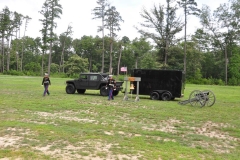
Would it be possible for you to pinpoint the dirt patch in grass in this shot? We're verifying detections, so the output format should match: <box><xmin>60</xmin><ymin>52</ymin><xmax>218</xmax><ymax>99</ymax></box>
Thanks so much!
<box><xmin>194</xmin><ymin>121</ymin><xmax>236</xmax><ymax>140</ymax></box>
<box><xmin>23</xmin><ymin>111</ymin><xmax>97</xmax><ymax>124</ymax></box>
<box><xmin>4</xmin><ymin>111</ymin><xmax>142</xmax><ymax>159</ymax></box>
<box><xmin>190</xmin><ymin>121</ymin><xmax>238</xmax><ymax>153</ymax></box>
<box><xmin>0</xmin><ymin>131</ymin><xmax>142</xmax><ymax>160</ymax></box>
<box><xmin>143</xmin><ymin>118</ymin><xmax>181</xmax><ymax>133</ymax></box>
<box><xmin>33</xmin><ymin>140</ymin><xmax>142</xmax><ymax>160</ymax></box>
<box><xmin>1</xmin><ymin>110</ymin><xmax>239</xmax><ymax>159</ymax></box>
<box><xmin>142</xmin><ymin>118</ymin><xmax>239</xmax><ymax>153</ymax></box>
<box><xmin>0</xmin><ymin>135</ymin><xmax>22</xmax><ymax>148</ymax></box>
<box><xmin>29</xmin><ymin>111</ymin><xmax>240</xmax><ymax>154</ymax></box>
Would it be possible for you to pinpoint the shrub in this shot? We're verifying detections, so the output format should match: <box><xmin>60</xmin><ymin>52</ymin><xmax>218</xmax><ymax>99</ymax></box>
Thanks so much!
<box><xmin>187</xmin><ymin>78</ymin><xmax>225</xmax><ymax>85</ymax></box>
<box><xmin>51</xmin><ymin>63</ymin><xmax>60</xmax><ymax>73</ymax></box>
<box><xmin>24</xmin><ymin>62</ymin><xmax>41</xmax><ymax>72</ymax></box>
<box><xmin>214</xmin><ymin>79</ymin><xmax>224</xmax><ymax>85</ymax></box>
<box><xmin>228</xmin><ymin>77</ymin><xmax>239</xmax><ymax>86</ymax></box>
<box><xmin>3</xmin><ymin>70</ymin><xmax>25</xmax><ymax>76</ymax></box>
<box><xmin>201</xmin><ymin>78</ymin><xmax>210</xmax><ymax>85</ymax></box>
<box><xmin>115</xmin><ymin>74</ymin><xmax>127</xmax><ymax>81</ymax></box>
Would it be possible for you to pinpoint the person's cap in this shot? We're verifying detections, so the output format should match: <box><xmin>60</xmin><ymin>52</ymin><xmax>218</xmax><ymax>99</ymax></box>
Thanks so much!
<box><xmin>45</xmin><ymin>73</ymin><xmax>48</xmax><ymax>76</ymax></box>
<box><xmin>109</xmin><ymin>75</ymin><xmax>113</xmax><ymax>77</ymax></box>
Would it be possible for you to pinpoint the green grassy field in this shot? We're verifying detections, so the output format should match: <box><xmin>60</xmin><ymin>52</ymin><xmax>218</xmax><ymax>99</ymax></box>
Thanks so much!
<box><xmin>0</xmin><ymin>75</ymin><xmax>240</xmax><ymax>160</ymax></box>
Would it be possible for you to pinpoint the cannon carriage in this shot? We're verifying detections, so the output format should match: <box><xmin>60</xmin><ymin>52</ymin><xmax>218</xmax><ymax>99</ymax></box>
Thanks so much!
<box><xmin>178</xmin><ymin>90</ymin><xmax>216</xmax><ymax>107</ymax></box>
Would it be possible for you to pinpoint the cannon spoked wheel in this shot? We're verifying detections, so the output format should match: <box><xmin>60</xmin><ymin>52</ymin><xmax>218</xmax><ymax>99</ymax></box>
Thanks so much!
<box><xmin>189</xmin><ymin>90</ymin><xmax>206</xmax><ymax>107</ymax></box>
<box><xmin>202</xmin><ymin>90</ymin><xmax>216</xmax><ymax>107</ymax></box>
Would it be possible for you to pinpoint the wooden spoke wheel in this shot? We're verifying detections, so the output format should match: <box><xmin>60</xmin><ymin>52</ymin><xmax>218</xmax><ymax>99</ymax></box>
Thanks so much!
<box><xmin>202</xmin><ymin>90</ymin><xmax>216</xmax><ymax>107</ymax></box>
<box><xmin>189</xmin><ymin>90</ymin><xmax>206</xmax><ymax>107</ymax></box>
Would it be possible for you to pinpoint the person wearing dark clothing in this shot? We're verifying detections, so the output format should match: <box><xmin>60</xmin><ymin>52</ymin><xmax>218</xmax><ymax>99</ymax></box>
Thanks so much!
<box><xmin>42</xmin><ymin>73</ymin><xmax>51</xmax><ymax>96</ymax></box>
<box><xmin>107</xmin><ymin>75</ymin><xmax>116</xmax><ymax>100</ymax></box>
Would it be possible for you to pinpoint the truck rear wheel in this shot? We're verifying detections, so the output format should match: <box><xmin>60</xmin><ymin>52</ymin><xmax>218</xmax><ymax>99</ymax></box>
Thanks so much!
<box><xmin>100</xmin><ymin>86</ymin><xmax>108</xmax><ymax>96</ymax></box>
<box><xmin>150</xmin><ymin>92</ymin><xmax>159</xmax><ymax>100</ymax></box>
<box><xmin>113</xmin><ymin>90</ymin><xmax>119</xmax><ymax>96</ymax></box>
<box><xmin>77</xmin><ymin>89</ymin><xmax>86</xmax><ymax>94</ymax></box>
<box><xmin>161</xmin><ymin>91</ymin><xmax>172</xmax><ymax>101</ymax></box>
<box><xmin>66</xmin><ymin>84</ymin><xmax>76</xmax><ymax>94</ymax></box>
<box><xmin>171</xmin><ymin>97</ymin><xmax>175</xmax><ymax>100</ymax></box>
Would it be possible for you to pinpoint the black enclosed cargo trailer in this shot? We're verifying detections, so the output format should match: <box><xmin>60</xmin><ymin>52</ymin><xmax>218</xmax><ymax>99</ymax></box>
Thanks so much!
<box><xmin>131</xmin><ymin>69</ymin><xmax>185</xmax><ymax>101</ymax></box>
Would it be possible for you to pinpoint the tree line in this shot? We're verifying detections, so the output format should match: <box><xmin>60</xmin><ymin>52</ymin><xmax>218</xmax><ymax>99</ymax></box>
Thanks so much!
<box><xmin>1</xmin><ymin>0</ymin><xmax>240</xmax><ymax>85</ymax></box>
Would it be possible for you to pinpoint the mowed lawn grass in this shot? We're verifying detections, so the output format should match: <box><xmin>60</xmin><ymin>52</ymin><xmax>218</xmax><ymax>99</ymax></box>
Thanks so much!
<box><xmin>0</xmin><ymin>75</ymin><xmax>240</xmax><ymax>160</ymax></box>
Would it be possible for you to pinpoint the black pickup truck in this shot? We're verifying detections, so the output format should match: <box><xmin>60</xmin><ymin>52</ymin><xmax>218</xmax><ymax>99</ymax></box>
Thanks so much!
<box><xmin>65</xmin><ymin>73</ymin><xmax>124</xmax><ymax>96</ymax></box>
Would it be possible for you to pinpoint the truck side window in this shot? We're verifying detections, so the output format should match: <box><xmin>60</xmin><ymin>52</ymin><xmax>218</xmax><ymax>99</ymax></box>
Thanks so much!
<box><xmin>80</xmin><ymin>75</ymin><xmax>87</xmax><ymax>79</ymax></box>
<box><xmin>90</xmin><ymin>75</ymin><xmax>97</xmax><ymax>81</ymax></box>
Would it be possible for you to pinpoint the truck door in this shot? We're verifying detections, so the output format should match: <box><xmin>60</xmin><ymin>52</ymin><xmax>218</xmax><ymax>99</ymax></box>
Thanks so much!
<box><xmin>88</xmin><ymin>75</ymin><xmax>99</xmax><ymax>89</ymax></box>
<box><xmin>76</xmin><ymin>74</ymin><xmax>88</xmax><ymax>89</ymax></box>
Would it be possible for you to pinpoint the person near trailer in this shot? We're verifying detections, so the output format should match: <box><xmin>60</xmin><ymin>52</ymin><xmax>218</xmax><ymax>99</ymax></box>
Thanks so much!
<box><xmin>107</xmin><ymin>75</ymin><xmax>116</xmax><ymax>100</ymax></box>
<box><xmin>42</xmin><ymin>73</ymin><xmax>51</xmax><ymax>96</ymax></box>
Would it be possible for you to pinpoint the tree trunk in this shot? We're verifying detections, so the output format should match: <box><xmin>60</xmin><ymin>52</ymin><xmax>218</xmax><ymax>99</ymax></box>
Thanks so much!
<box><xmin>225</xmin><ymin>46</ymin><xmax>228</xmax><ymax>85</ymax></box>
<box><xmin>60</xmin><ymin>40</ymin><xmax>66</xmax><ymax>73</ymax></box>
<box><xmin>89</xmin><ymin>55</ymin><xmax>92</xmax><ymax>72</ymax></box>
<box><xmin>48</xmin><ymin>13</ymin><xmax>54</xmax><ymax>75</ymax></box>
<box><xmin>184</xmin><ymin>2</ymin><xmax>187</xmax><ymax>74</ymax></box>
<box><xmin>6</xmin><ymin>37</ymin><xmax>10</xmax><ymax>71</ymax></box>
<box><xmin>101</xmin><ymin>18</ymin><xmax>105</xmax><ymax>73</ymax></box>
<box><xmin>15</xmin><ymin>30</ymin><xmax>19</xmax><ymax>71</ymax></box>
<box><xmin>109</xmin><ymin>39</ymin><xmax>113</xmax><ymax>74</ymax></box>
<box><xmin>165</xmin><ymin>39</ymin><xmax>168</xmax><ymax>67</ymax></box>
<box><xmin>41</xmin><ymin>50</ymin><xmax>44</xmax><ymax>76</ymax></box>
<box><xmin>135</xmin><ymin>58</ymin><xmax>138</xmax><ymax>69</ymax></box>
<box><xmin>117</xmin><ymin>43</ymin><xmax>122</xmax><ymax>77</ymax></box>
<box><xmin>18</xmin><ymin>28</ymin><xmax>23</xmax><ymax>72</ymax></box>
<box><xmin>21</xmin><ymin>39</ymin><xmax>25</xmax><ymax>72</ymax></box>
<box><xmin>21</xmin><ymin>20</ymin><xmax>27</xmax><ymax>72</ymax></box>
<box><xmin>48</xmin><ymin>41</ymin><xmax>52</xmax><ymax>75</ymax></box>
<box><xmin>60</xmin><ymin>24</ymin><xmax>72</xmax><ymax>73</ymax></box>
<box><xmin>2</xmin><ymin>36</ymin><xmax>5</xmax><ymax>72</ymax></box>
<box><xmin>0</xmin><ymin>45</ymin><xmax>1</xmax><ymax>72</ymax></box>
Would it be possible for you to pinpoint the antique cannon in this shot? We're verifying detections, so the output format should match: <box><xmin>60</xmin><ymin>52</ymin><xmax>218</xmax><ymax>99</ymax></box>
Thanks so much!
<box><xmin>178</xmin><ymin>90</ymin><xmax>216</xmax><ymax>107</ymax></box>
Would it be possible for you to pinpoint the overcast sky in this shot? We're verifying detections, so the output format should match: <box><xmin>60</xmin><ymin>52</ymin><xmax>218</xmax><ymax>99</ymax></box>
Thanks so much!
<box><xmin>0</xmin><ymin>0</ymin><xmax>228</xmax><ymax>41</ymax></box>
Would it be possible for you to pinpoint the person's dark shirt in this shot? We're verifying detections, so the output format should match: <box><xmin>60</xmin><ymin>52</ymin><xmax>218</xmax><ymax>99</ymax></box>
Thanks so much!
<box><xmin>107</xmin><ymin>78</ymin><xmax>115</xmax><ymax>89</ymax></box>
<box><xmin>42</xmin><ymin>76</ymin><xmax>51</xmax><ymax>85</ymax></box>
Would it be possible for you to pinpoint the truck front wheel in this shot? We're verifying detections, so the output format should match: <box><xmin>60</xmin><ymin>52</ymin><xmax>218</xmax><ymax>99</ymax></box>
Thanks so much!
<box><xmin>100</xmin><ymin>86</ymin><xmax>108</xmax><ymax>96</ymax></box>
<box><xmin>66</xmin><ymin>84</ymin><xmax>76</xmax><ymax>94</ymax></box>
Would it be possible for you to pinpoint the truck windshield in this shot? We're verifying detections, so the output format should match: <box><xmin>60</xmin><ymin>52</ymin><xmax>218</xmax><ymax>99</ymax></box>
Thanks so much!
<box><xmin>101</xmin><ymin>75</ymin><xmax>108</xmax><ymax>81</ymax></box>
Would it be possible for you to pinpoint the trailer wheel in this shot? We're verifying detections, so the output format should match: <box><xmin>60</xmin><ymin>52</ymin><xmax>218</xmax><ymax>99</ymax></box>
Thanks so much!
<box><xmin>66</xmin><ymin>84</ymin><xmax>76</xmax><ymax>94</ymax></box>
<box><xmin>161</xmin><ymin>91</ymin><xmax>172</xmax><ymax>101</ymax></box>
<box><xmin>77</xmin><ymin>89</ymin><xmax>86</xmax><ymax>94</ymax></box>
<box><xmin>150</xmin><ymin>92</ymin><xmax>160</xmax><ymax>100</ymax></box>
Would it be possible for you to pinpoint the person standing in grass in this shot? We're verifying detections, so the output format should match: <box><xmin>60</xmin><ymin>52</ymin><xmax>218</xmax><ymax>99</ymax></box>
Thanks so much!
<box><xmin>42</xmin><ymin>73</ymin><xmax>51</xmax><ymax>96</ymax></box>
<box><xmin>107</xmin><ymin>75</ymin><xmax>116</xmax><ymax>100</ymax></box>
